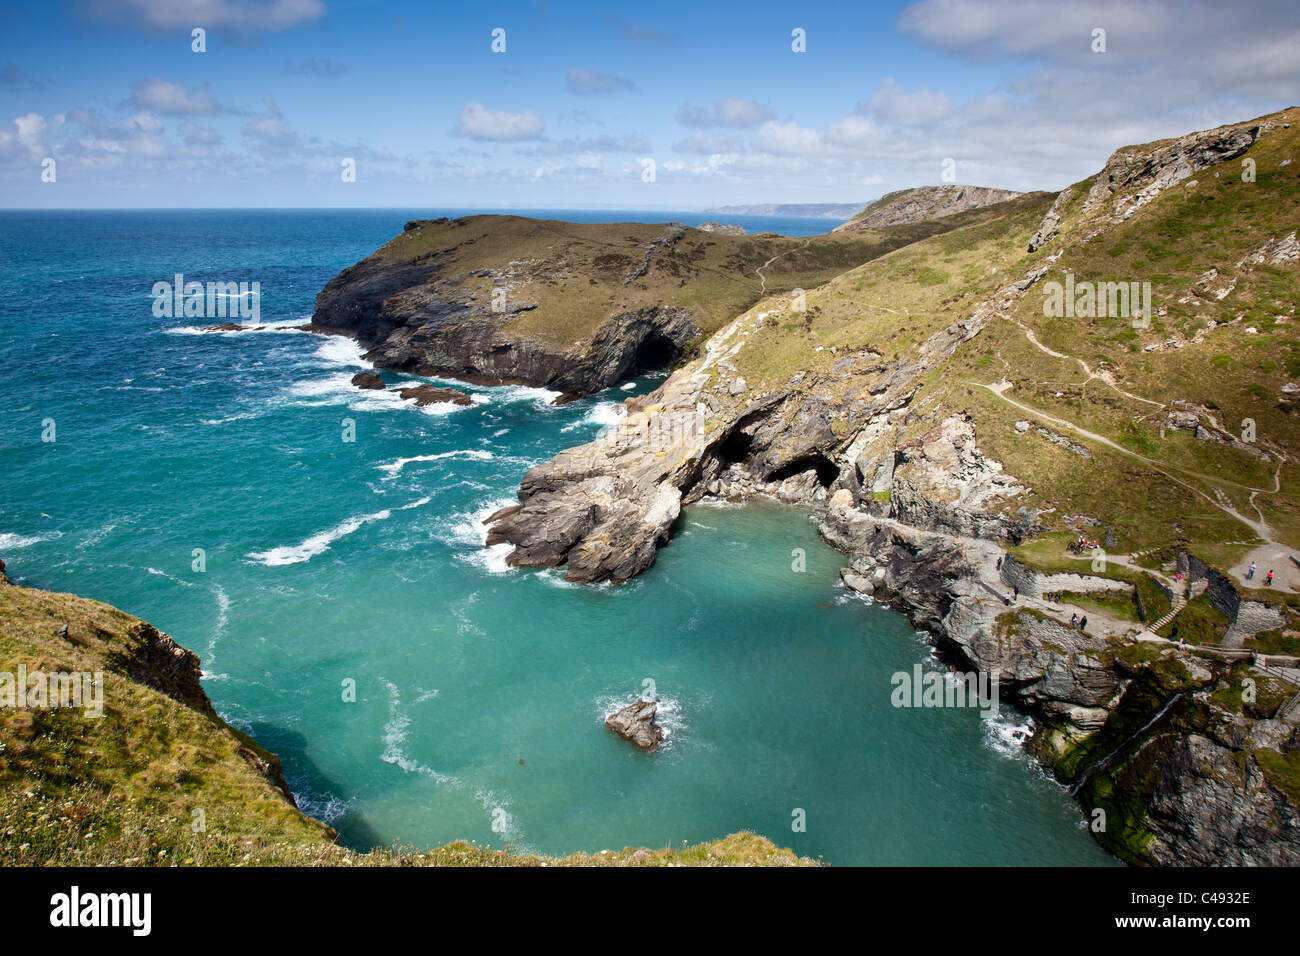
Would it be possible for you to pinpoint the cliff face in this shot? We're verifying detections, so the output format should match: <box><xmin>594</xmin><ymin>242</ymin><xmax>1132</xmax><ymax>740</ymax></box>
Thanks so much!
<box><xmin>313</xmin><ymin>220</ymin><xmax>703</xmax><ymax>398</ymax></box>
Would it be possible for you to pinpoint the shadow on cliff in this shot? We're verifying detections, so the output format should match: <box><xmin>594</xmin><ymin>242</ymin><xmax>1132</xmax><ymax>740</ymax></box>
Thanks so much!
<box><xmin>248</xmin><ymin>722</ymin><xmax>385</xmax><ymax>852</ymax></box>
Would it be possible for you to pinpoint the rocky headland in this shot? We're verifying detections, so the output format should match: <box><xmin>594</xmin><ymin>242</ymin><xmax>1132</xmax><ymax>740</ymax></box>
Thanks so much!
<box><xmin>484</xmin><ymin>109</ymin><xmax>1300</xmax><ymax>864</ymax></box>
<box><xmin>833</xmin><ymin>185</ymin><xmax>1024</xmax><ymax>232</ymax></box>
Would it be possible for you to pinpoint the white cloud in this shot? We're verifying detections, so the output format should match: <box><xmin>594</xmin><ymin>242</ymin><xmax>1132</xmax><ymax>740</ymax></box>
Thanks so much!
<box><xmin>752</xmin><ymin>120</ymin><xmax>822</xmax><ymax>157</ymax></box>
<box><xmin>86</xmin><ymin>0</ymin><xmax>326</xmax><ymax>33</ymax></box>
<box><xmin>130</xmin><ymin>78</ymin><xmax>220</xmax><ymax>116</ymax></box>
<box><xmin>677</xmin><ymin>97</ymin><xmax>773</xmax><ymax>129</ymax></box>
<box><xmin>860</xmin><ymin>78</ymin><xmax>953</xmax><ymax>126</ymax></box>
<box><xmin>0</xmin><ymin>113</ymin><xmax>49</xmax><ymax>161</ymax></box>
<box><xmin>673</xmin><ymin>130</ymin><xmax>742</xmax><ymax>154</ymax></box>
<box><xmin>454</xmin><ymin>102</ymin><xmax>544</xmax><ymax>142</ymax></box>
<box><xmin>566</xmin><ymin>68</ymin><xmax>634</xmax><ymax>95</ymax></box>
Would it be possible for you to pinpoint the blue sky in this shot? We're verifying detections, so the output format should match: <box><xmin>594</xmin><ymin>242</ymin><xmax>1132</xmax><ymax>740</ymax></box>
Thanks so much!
<box><xmin>2</xmin><ymin>0</ymin><xmax>1298</xmax><ymax>208</ymax></box>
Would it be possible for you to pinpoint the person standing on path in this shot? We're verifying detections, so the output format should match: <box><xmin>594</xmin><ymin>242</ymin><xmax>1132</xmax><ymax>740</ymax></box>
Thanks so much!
<box><xmin>1079</xmin><ymin>615</ymin><xmax>1088</xmax><ymax>632</ymax></box>
<box><xmin>1267</xmin><ymin>569</ymin><xmax>1274</xmax><ymax>587</ymax></box>
<box><xmin>1071</xmin><ymin>613</ymin><xmax>1078</xmax><ymax>627</ymax></box>
<box><xmin>1248</xmin><ymin>561</ymin><xmax>1256</xmax><ymax>580</ymax></box>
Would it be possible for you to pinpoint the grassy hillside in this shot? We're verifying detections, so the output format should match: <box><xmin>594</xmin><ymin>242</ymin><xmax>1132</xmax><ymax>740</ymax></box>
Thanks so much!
<box><xmin>361</xmin><ymin>209</ymin><xmax>1050</xmax><ymax>349</ymax></box>
<box><xmin>0</xmin><ymin>571</ymin><xmax>811</xmax><ymax>867</ymax></box>
<box><xmin>728</xmin><ymin>109</ymin><xmax>1300</xmax><ymax>559</ymax></box>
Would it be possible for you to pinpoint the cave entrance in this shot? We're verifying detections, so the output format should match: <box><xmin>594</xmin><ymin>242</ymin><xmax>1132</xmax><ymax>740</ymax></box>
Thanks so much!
<box><xmin>629</xmin><ymin>331</ymin><xmax>681</xmax><ymax>376</ymax></box>
<box><xmin>768</xmin><ymin>453</ymin><xmax>838</xmax><ymax>488</ymax></box>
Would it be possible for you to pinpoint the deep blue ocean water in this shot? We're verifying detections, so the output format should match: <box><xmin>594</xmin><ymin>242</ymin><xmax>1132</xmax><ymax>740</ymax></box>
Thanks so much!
<box><xmin>0</xmin><ymin>209</ymin><xmax>1115</xmax><ymax>865</ymax></box>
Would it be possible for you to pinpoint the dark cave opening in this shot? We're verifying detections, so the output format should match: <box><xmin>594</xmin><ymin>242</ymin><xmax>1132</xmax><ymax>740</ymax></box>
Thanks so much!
<box><xmin>629</xmin><ymin>331</ymin><xmax>682</xmax><ymax>376</ymax></box>
<box><xmin>768</xmin><ymin>454</ymin><xmax>839</xmax><ymax>488</ymax></box>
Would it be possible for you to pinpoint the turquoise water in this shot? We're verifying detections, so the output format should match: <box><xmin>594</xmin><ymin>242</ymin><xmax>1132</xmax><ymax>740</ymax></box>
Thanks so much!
<box><xmin>0</xmin><ymin>210</ymin><xmax>1115</xmax><ymax>865</ymax></box>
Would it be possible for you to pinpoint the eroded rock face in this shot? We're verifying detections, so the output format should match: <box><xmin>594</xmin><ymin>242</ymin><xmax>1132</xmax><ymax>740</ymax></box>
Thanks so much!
<box><xmin>1144</xmin><ymin>733</ymin><xmax>1300</xmax><ymax>866</ymax></box>
<box><xmin>484</xmin><ymin>366</ymin><xmax>704</xmax><ymax>583</ymax></box>
<box><xmin>1086</xmin><ymin>120</ymin><xmax>1284</xmax><ymax>221</ymax></box>
<box><xmin>605</xmin><ymin>699</ymin><xmax>665</xmax><ymax>751</ymax></box>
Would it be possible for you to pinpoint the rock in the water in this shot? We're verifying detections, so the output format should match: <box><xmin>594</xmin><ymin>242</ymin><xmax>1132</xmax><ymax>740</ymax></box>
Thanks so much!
<box><xmin>396</xmin><ymin>384</ymin><xmax>472</xmax><ymax>406</ymax></box>
<box><xmin>351</xmin><ymin>370</ymin><xmax>386</xmax><ymax>390</ymax></box>
<box><xmin>605</xmin><ymin>698</ymin><xmax>665</xmax><ymax>751</ymax></box>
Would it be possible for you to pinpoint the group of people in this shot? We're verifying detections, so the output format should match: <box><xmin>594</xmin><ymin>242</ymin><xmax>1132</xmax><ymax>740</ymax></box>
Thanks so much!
<box><xmin>1069</xmin><ymin>612</ymin><xmax>1089</xmax><ymax>632</ymax></box>
<box><xmin>1068</xmin><ymin>534</ymin><xmax>1101</xmax><ymax>554</ymax></box>
<box><xmin>1245</xmin><ymin>562</ymin><xmax>1276</xmax><ymax>587</ymax></box>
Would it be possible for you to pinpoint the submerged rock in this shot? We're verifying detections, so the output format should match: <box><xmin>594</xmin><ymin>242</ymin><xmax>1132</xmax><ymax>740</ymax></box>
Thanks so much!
<box><xmin>396</xmin><ymin>384</ymin><xmax>472</xmax><ymax>406</ymax></box>
<box><xmin>605</xmin><ymin>698</ymin><xmax>665</xmax><ymax>751</ymax></box>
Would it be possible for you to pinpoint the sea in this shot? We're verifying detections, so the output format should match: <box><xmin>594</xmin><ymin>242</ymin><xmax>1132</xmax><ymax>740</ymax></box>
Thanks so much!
<box><xmin>0</xmin><ymin>208</ymin><xmax>1116</xmax><ymax>865</ymax></box>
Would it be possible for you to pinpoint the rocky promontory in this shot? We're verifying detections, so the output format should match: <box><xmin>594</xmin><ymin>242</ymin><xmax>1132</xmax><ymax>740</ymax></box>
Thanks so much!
<box><xmin>485</xmin><ymin>109</ymin><xmax>1300</xmax><ymax>864</ymax></box>
<box><xmin>309</xmin><ymin>212</ymin><xmax>1022</xmax><ymax>399</ymax></box>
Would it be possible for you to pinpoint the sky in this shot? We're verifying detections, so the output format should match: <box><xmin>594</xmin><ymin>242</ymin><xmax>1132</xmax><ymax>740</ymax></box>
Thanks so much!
<box><xmin>1</xmin><ymin>0</ymin><xmax>1299</xmax><ymax>209</ymax></box>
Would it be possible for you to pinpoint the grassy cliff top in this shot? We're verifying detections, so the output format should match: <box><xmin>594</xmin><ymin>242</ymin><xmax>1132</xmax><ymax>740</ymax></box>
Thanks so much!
<box><xmin>355</xmin><ymin>210</ymin><xmax>1044</xmax><ymax>348</ymax></box>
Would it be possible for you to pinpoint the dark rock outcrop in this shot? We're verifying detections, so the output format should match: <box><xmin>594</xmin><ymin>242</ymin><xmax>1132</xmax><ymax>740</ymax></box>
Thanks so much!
<box><xmin>605</xmin><ymin>699</ymin><xmax>666</xmax><ymax>751</ymax></box>
<box><xmin>351</xmin><ymin>370</ymin><xmax>385</xmax><ymax>390</ymax></box>
<box><xmin>396</xmin><ymin>384</ymin><xmax>472</xmax><ymax>407</ymax></box>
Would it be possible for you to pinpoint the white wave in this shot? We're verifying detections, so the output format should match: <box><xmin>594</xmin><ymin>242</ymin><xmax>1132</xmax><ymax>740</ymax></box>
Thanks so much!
<box><xmin>145</xmin><ymin>566</ymin><xmax>195</xmax><ymax>587</ymax></box>
<box><xmin>0</xmin><ymin>530</ymin><xmax>62</xmax><ymax>550</ymax></box>
<box><xmin>295</xmin><ymin>791</ymin><xmax>354</xmax><ymax>825</ymax></box>
<box><xmin>537</xmin><ymin>569</ymin><xmax>578</xmax><ymax>589</ymax></box>
<box><xmin>379</xmin><ymin>680</ymin><xmax>456</xmax><ymax>784</ymax></box>
<box><xmin>448</xmin><ymin>498</ymin><xmax>517</xmax><ymax>574</ymax></box>
<box><xmin>207</xmin><ymin>585</ymin><xmax>230</xmax><ymax>666</ymax></box>
<box><xmin>76</xmin><ymin>523</ymin><xmax>116</xmax><ymax>549</ymax></box>
<box><xmin>476</xmin><ymin>384</ymin><xmax>563</xmax><ymax>406</ymax></box>
<box><xmin>834</xmin><ymin>590</ymin><xmax>875</xmax><ymax>606</ymax></box>
<box><xmin>285</xmin><ymin>371</ymin><xmax>410</xmax><ymax>413</ymax></box>
<box><xmin>473</xmin><ymin>787</ymin><xmax>524</xmax><ymax>843</ymax></box>
<box><xmin>200</xmin><ymin>411</ymin><xmax>263</xmax><ymax>425</ymax></box>
<box><xmin>163</xmin><ymin>317</ymin><xmax>309</xmax><ymax>336</ymax></box>
<box><xmin>561</xmin><ymin>401</ymin><xmax>625</xmax><ymax>433</ymax></box>
<box><xmin>982</xmin><ymin>710</ymin><xmax>1034</xmax><ymax>760</ymax></box>
<box><xmin>313</xmin><ymin>336</ymin><xmax>370</xmax><ymax>368</ymax></box>
<box><xmin>620</xmin><ymin>381</ymin><xmax>637</xmax><ymax>390</ymax></box>
<box><xmin>377</xmin><ymin>449</ymin><xmax>495</xmax><ymax>480</ymax></box>
<box><xmin>247</xmin><ymin>497</ymin><xmax>429</xmax><ymax>566</ymax></box>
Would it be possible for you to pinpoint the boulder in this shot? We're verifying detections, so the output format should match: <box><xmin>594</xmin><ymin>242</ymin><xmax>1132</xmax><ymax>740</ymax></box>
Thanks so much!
<box><xmin>605</xmin><ymin>699</ymin><xmax>665</xmax><ymax>751</ymax></box>
<box><xmin>351</xmin><ymin>370</ymin><xmax>386</xmax><ymax>390</ymax></box>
